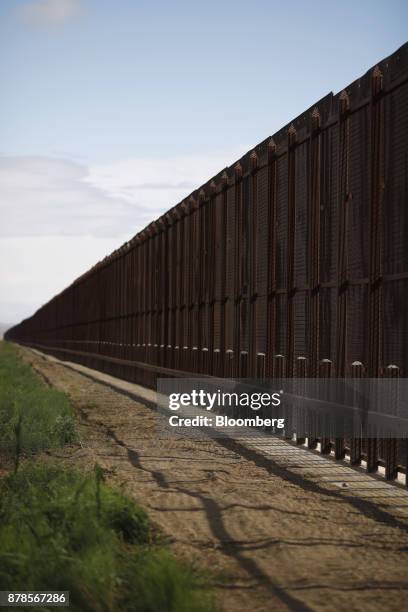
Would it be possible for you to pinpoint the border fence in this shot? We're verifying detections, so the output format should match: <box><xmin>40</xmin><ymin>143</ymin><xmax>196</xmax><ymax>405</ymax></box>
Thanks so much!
<box><xmin>6</xmin><ymin>43</ymin><xmax>408</xmax><ymax>482</ymax></box>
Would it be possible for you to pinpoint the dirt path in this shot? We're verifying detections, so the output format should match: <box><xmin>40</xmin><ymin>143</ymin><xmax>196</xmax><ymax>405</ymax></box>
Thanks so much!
<box><xmin>21</xmin><ymin>347</ymin><xmax>408</xmax><ymax>612</ymax></box>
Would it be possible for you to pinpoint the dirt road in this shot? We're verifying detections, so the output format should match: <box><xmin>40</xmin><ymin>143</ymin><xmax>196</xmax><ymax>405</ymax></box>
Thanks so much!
<box><xmin>21</xmin><ymin>347</ymin><xmax>408</xmax><ymax>612</ymax></box>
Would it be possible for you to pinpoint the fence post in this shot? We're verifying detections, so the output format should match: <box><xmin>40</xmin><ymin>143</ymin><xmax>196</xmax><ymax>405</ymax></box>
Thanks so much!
<box><xmin>201</xmin><ymin>347</ymin><xmax>209</xmax><ymax>375</ymax></box>
<box><xmin>213</xmin><ymin>348</ymin><xmax>220</xmax><ymax>377</ymax></box>
<box><xmin>383</xmin><ymin>364</ymin><xmax>399</xmax><ymax>480</ymax></box>
<box><xmin>295</xmin><ymin>356</ymin><xmax>308</xmax><ymax>445</ymax></box>
<box><xmin>225</xmin><ymin>349</ymin><xmax>234</xmax><ymax>379</ymax></box>
<box><xmin>319</xmin><ymin>359</ymin><xmax>332</xmax><ymax>455</ymax></box>
<box><xmin>256</xmin><ymin>353</ymin><xmax>266</xmax><ymax>380</ymax></box>
<box><xmin>240</xmin><ymin>350</ymin><xmax>248</xmax><ymax>378</ymax></box>
<box><xmin>349</xmin><ymin>360</ymin><xmax>365</xmax><ymax>465</ymax></box>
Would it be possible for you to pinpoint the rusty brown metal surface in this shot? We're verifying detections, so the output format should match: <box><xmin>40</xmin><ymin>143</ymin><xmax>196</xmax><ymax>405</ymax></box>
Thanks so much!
<box><xmin>5</xmin><ymin>43</ymin><xmax>408</xmax><ymax>482</ymax></box>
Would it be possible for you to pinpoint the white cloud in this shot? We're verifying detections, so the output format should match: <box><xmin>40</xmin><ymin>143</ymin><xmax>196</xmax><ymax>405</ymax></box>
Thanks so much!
<box><xmin>0</xmin><ymin>148</ymin><xmax>247</xmax><ymax>239</ymax></box>
<box><xmin>84</xmin><ymin>148</ymin><xmax>246</xmax><ymax>219</ymax></box>
<box><xmin>0</xmin><ymin>156</ymin><xmax>141</xmax><ymax>238</ymax></box>
<box><xmin>0</xmin><ymin>146</ymin><xmax>248</xmax><ymax>322</ymax></box>
<box><xmin>18</xmin><ymin>0</ymin><xmax>82</xmax><ymax>26</ymax></box>
<box><xmin>0</xmin><ymin>235</ymin><xmax>124</xmax><ymax>323</ymax></box>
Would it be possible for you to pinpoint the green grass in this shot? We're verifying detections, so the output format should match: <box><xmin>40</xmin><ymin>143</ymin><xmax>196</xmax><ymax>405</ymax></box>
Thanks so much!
<box><xmin>0</xmin><ymin>344</ymin><xmax>217</xmax><ymax>611</ymax></box>
<box><xmin>0</xmin><ymin>463</ymin><xmax>216</xmax><ymax>612</ymax></box>
<box><xmin>0</xmin><ymin>342</ymin><xmax>76</xmax><ymax>457</ymax></box>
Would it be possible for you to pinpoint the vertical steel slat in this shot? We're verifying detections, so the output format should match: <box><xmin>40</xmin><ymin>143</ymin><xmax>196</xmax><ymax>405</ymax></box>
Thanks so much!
<box><xmin>286</xmin><ymin>125</ymin><xmax>296</xmax><ymax>377</ymax></box>
<box><xmin>349</xmin><ymin>361</ymin><xmax>365</xmax><ymax>465</ymax></box>
<box><xmin>319</xmin><ymin>358</ymin><xmax>332</xmax><ymax>454</ymax></box>
<box><xmin>266</xmin><ymin>140</ymin><xmax>277</xmax><ymax>378</ymax></box>
<box><xmin>383</xmin><ymin>364</ymin><xmax>399</xmax><ymax>480</ymax></box>
<box><xmin>366</xmin><ymin>69</ymin><xmax>386</xmax><ymax>473</ymax></box>
<box><xmin>233</xmin><ymin>166</ymin><xmax>242</xmax><ymax>376</ymax></box>
<box><xmin>309</xmin><ymin>109</ymin><xmax>321</xmax><ymax>378</ymax></box>
<box><xmin>295</xmin><ymin>356</ymin><xmax>308</xmax><ymax>445</ymax></box>
<box><xmin>249</xmin><ymin>153</ymin><xmax>258</xmax><ymax>377</ymax></box>
<box><xmin>336</xmin><ymin>91</ymin><xmax>350</xmax><ymax>380</ymax></box>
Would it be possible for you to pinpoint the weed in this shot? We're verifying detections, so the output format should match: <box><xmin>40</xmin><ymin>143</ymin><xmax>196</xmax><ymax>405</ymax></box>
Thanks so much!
<box><xmin>0</xmin><ymin>463</ymin><xmax>216</xmax><ymax>612</ymax></box>
<box><xmin>0</xmin><ymin>343</ymin><xmax>77</xmax><ymax>457</ymax></box>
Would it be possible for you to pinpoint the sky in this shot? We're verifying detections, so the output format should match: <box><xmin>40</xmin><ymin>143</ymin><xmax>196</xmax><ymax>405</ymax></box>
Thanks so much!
<box><xmin>0</xmin><ymin>0</ymin><xmax>407</xmax><ymax>325</ymax></box>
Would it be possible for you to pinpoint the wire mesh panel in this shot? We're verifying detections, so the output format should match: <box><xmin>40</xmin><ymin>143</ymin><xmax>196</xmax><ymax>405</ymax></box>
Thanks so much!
<box><xmin>294</xmin><ymin>142</ymin><xmax>309</xmax><ymax>289</ymax></box>
<box><xmin>275</xmin><ymin>155</ymin><xmax>288</xmax><ymax>291</ymax></box>
<box><xmin>320</xmin><ymin>126</ymin><xmax>339</xmax><ymax>285</ymax></box>
<box><xmin>256</xmin><ymin>165</ymin><xmax>269</xmax><ymax>298</ymax></box>
<box><xmin>213</xmin><ymin>301</ymin><xmax>221</xmax><ymax>352</ymax></box>
<box><xmin>383</xmin><ymin>280</ymin><xmax>408</xmax><ymax>372</ymax></box>
<box><xmin>214</xmin><ymin>192</ymin><xmax>225</xmax><ymax>302</ymax></box>
<box><xmin>225</xmin><ymin>184</ymin><xmax>236</xmax><ymax>300</ymax></box>
<box><xmin>293</xmin><ymin>291</ymin><xmax>309</xmax><ymax>359</ymax></box>
<box><xmin>347</xmin><ymin>108</ymin><xmax>370</xmax><ymax>280</ymax></box>
<box><xmin>275</xmin><ymin>294</ymin><xmax>287</xmax><ymax>358</ymax></box>
<box><xmin>239</xmin><ymin>176</ymin><xmax>250</xmax><ymax>299</ymax></box>
<box><xmin>346</xmin><ymin>284</ymin><xmax>369</xmax><ymax>368</ymax></box>
<box><xmin>238</xmin><ymin>297</ymin><xmax>249</xmax><ymax>353</ymax></box>
<box><xmin>256</xmin><ymin>295</ymin><xmax>268</xmax><ymax>356</ymax></box>
<box><xmin>224</xmin><ymin>184</ymin><xmax>236</xmax><ymax>355</ymax></box>
<box><xmin>319</xmin><ymin>288</ymin><xmax>337</xmax><ymax>362</ymax></box>
<box><xmin>383</xmin><ymin>82</ymin><xmax>408</xmax><ymax>278</ymax></box>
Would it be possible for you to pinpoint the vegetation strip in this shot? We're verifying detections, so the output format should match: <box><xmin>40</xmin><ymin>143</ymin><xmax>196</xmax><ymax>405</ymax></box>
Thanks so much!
<box><xmin>0</xmin><ymin>342</ymin><xmax>76</xmax><ymax>459</ymax></box>
<box><xmin>0</xmin><ymin>342</ymin><xmax>217</xmax><ymax>612</ymax></box>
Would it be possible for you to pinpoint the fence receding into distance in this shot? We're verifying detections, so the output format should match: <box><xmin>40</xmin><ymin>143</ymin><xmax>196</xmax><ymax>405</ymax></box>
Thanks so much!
<box><xmin>6</xmin><ymin>43</ymin><xmax>408</xmax><ymax>482</ymax></box>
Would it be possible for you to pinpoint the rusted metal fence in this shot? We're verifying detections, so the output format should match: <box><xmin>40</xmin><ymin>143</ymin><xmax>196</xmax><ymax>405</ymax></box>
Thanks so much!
<box><xmin>6</xmin><ymin>43</ymin><xmax>408</xmax><ymax>481</ymax></box>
